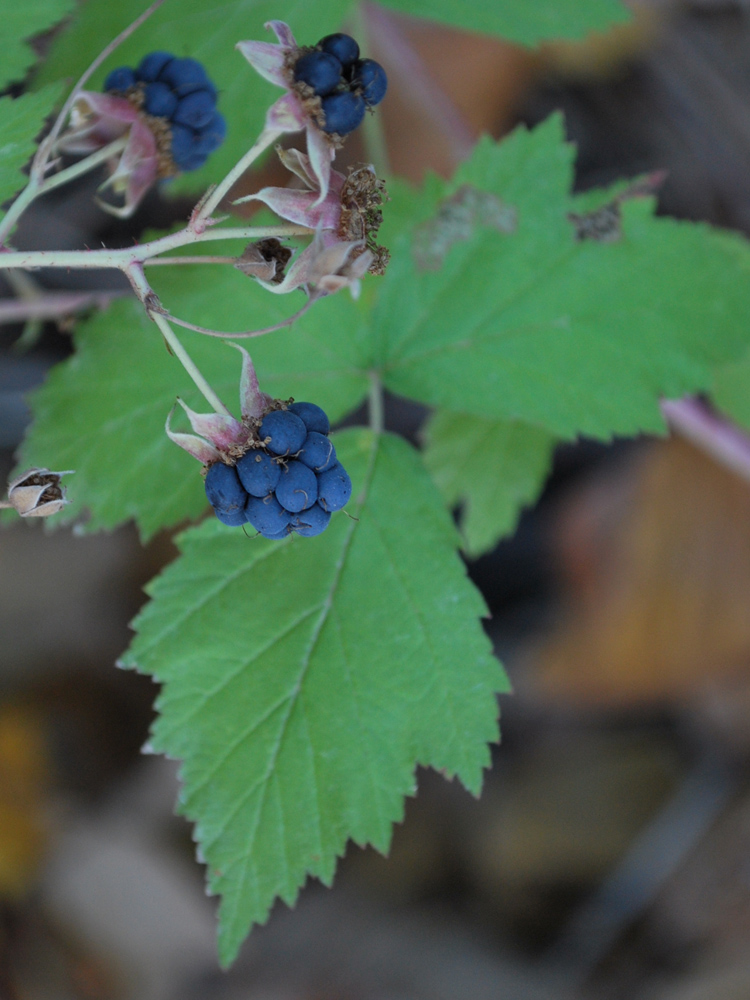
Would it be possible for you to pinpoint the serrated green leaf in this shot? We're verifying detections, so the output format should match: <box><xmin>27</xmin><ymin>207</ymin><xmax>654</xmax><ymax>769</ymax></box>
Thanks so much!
<box><xmin>18</xmin><ymin>266</ymin><xmax>369</xmax><ymax>539</ymax></box>
<box><xmin>713</xmin><ymin>348</ymin><xmax>750</xmax><ymax>432</ymax></box>
<box><xmin>423</xmin><ymin>410</ymin><xmax>554</xmax><ymax>557</ymax></box>
<box><xmin>380</xmin><ymin>0</ymin><xmax>629</xmax><ymax>44</ymax></box>
<box><xmin>2</xmin><ymin>0</ymin><xmax>74</xmax><ymax>88</ymax></box>
<box><xmin>0</xmin><ymin>86</ymin><xmax>63</xmax><ymax>215</ymax></box>
<box><xmin>370</xmin><ymin>117</ymin><xmax>750</xmax><ymax>440</ymax></box>
<box><xmin>122</xmin><ymin>428</ymin><xmax>506</xmax><ymax>965</ymax></box>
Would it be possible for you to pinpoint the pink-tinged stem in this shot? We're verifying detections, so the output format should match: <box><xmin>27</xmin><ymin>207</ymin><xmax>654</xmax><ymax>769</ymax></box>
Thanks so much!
<box><xmin>0</xmin><ymin>290</ymin><xmax>125</xmax><ymax>325</ymax></box>
<box><xmin>661</xmin><ymin>396</ymin><xmax>750</xmax><ymax>484</ymax></box>
<box><xmin>164</xmin><ymin>296</ymin><xmax>315</xmax><ymax>339</ymax></box>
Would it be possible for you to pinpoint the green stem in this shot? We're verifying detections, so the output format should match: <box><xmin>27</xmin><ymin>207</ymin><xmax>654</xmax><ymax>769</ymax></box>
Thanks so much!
<box><xmin>191</xmin><ymin>127</ymin><xmax>283</xmax><ymax>230</ymax></box>
<box><xmin>0</xmin><ymin>224</ymin><xmax>312</xmax><ymax>271</ymax></box>
<box><xmin>40</xmin><ymin>136</ymin><xmax>129</xmax><ymax>195</ymax></box>
<box><xmin>125</xmin><ymin>264</ymin><xmax>231</xmax><ymax>416</ymax></box>
<box><xmin>368</xmin><ymin>371</ymin><xmax>384</xmax><ymax>435</ymax></box>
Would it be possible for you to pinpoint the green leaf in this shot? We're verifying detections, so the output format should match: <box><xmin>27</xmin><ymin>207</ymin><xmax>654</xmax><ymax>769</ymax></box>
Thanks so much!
<box><xmin>371</xmin><ymin>117</ymin><xmax>750</xmax><ymax>440</ymax></box>
<box><xmin>422</xmin><ymin>410</ymin><xmax>554</xmax><ymax>557</ymax></box>
<box><xmin>122</xmin><ymin>428</ymin><xmax>506</xmax><ymax>965</ymax></box>
<box><xmin>17</xmin><ymin>265</ymin><xmax>369</xmax><ymax>539</ymax></box>
<box><xmin>35</xmin><ymin>0</ymin><xmax>629</xmax><ymax>195</ymax></box>
<box><xmin>3</xmin><ymin>0</ymin><xmax>74</xmax><ymax>88</ymax></box>
<box><xmin>713</xmin><ymin>349</ymin><xmax>750</xmax><ymax>432</ymax></box>
<box><xmin>0</xmin><ymin>86</ymin><xmax>63</xmax><ymax>214</ymax></box>
<box><xmin>379</xmin><ymin>0</ymin><xmax>629</xmax><ymax>44</ymax></box>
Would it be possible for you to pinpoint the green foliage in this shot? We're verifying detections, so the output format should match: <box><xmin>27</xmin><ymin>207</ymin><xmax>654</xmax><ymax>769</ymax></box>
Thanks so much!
<box><xmin>18</xmin><ymin>266</ymin><xmax>369</xmax><ymax>539</ymax></box>
<box><xmin>372</xmin><ymin>118</ymin><xmax>750</xmax><ymax>440</ymax></box>
<box><xmin>423</xmin><ymin>410</ymin><xmax>554</xmax><ymax>557</ymax></box>
<box><xmin>713</xmin><ymin>350</ymin><xmax>750</xmax><ymax>431</ymax></box>
<box><xmin>2</xmin><ymin>0</ymin><xmax>74</xmax><ymax>88</ymax></box>
<box><xmin>0</xmin><ymin>86</ymin><xmax>62</xmax><ymax>215</ymax></box>
<box><xmin>380</xmin><ymin>0</ymin><xmax>629</xmax><ymax>44</ymax></box>
<box><xmin>122</xmin><ymin>429</ymin><xmax>506</xmax><ymax>966</ymax></box>
<box><xmin>35</xmin><ymin>0</ymin><xmax>629</xmax><ymax>193</ymax></box>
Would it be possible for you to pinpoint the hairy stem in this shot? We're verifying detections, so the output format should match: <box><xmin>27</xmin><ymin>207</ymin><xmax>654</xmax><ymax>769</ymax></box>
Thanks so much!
<box><xmin>126</xmin><ymin>264</ymin><xmax>231</xmax><ymax>415</ymax></box>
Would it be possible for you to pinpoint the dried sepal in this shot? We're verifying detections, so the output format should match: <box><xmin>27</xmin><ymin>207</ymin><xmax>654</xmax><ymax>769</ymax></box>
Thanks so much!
<box><xmin>1</xmin><ymin>468</ymin><xmax>73</xmax><ymax>518</ymax></box>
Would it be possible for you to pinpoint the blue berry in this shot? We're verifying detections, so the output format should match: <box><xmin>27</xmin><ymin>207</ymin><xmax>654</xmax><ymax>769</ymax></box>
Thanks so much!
<box><xmin>259</xmin><ymin>410</ymin><xmax>307</xmax><ymax>456</ymax></box>
<box><xmin>246</xmin><ymin>494</ymin><xmax>292</xmax><ymax>535</ymax></box>
<box><xmin>143</xmin><ymin>81</ymin><xmax>178</xmax><ymax>118</ymax></box>
<box><xmin>236</xmin><ymin>449</ymin><xmax>281</xmax><ymax>497</ymax></box>
<box><xmin>320</xmin><ymin>91</ymin><xmax>366</xmax><ymax>135</ymax></box>
<box><xmin>291</xmin><ymin>504</ymin><xmax>331</xmax><ymax>537</ymax></box>
<box><xmin>293</xmin><ymin>50</ymin><xmax>342</xmax><ymax>96</ymax></box>
<box><xmin>170</xmin><ymin>124</ymin><xmax>209</xmax><ymax>171</ymax></box>
<box><xmin>173</xmin><ymin>90</ymin><xmax>217</xmax><ymax>129</ymax></box>
<box><xmin>299</xmin><ymin>432</ymin><xmax>337</xmax><ymax>473</ymax></box>
<box><xmin>194</xmin><ymin>111</ymin><xmax>227</xmax><ymax>154</ymax></box>
<box><xmin>136</xmin><ymin>51</ymin><xmax>174</xmax><ymax>83</ymax></box>
<box><xmin>352</xmin><ymin>59</ymin><xmax>387</xmax><ymax>107</ymax></box>
<box><xmin>160</xmin><ymin>57</ymin><xmax>214</xmax><ymax>97</ymax></box>
<box><xmin>318</xmin><ymin>33</ymin><xmax>360</xmax><ymax>68</ymax></box>
<box><xmin>104</xmin><ymin>67</ymin><xmax>137</xmax><ymax>92</ymax></box>
<box><xmin>214</xmin><ymin>506</ymin><xmax>248</xmax><ymax>527</ymax></box>
<box><xmin>317</xmin><ymin>462</ymin><xmax>352</xmax><ymax>512</ymax></box>
<box><xmin>288</xmin><ymin>401</ymin><xmax>330</xmax><ymax>435</ymax></box>
<box><xmin>275</xmin><ymin>460</ymin><xmax>318</xmax><ymax>513</ymax></box>
<box><xmin>260</xmin><ymin>526</ymin><xmax>291</xmax><ymax>540</ymax></box>
<box><xmin>205</xmin><ymin>462</ymin><xmax>247</xmax><ymax>513</ymax></box>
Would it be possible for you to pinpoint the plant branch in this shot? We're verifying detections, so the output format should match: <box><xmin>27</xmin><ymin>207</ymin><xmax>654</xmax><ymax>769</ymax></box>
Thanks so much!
<box><xmin>163</xmin><ymin>296</ymin><xmax>314</xmax><ymax>338</ymax></box>
<box><xmin>368</xmin><ymin>371</ymin><xmax>384</xmax><ymax>435</ymax></box>
<box><xmin>0</xmin><ymin>224</ymin><xmax>312</xmax><ymax>272</ymax></box>
<box><xmin>0</xmin><ymin>289</ymin><xmax>125</xmax><ymax>325</ymax></box>
<box><xmin>125</xmin><ymin>264</ymin><xmax>231</xmax><ymax>416</ymax></box>
<box><xmin>190</xmin><ymin>127</ymin><xmax>283</xmax><ymax>231</ymax></box>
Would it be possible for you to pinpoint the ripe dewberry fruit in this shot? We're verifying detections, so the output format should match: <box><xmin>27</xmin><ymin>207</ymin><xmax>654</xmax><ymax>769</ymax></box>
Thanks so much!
<box><xmin>136</xmin><ymin>51</ymin><xmax>174</xmax><ymax>82</ymax></box>
<box><xmin>104</xmin><ymin>66</ymin><xmax>137</xmax><ymax>92</ymax></box>
<box><xmin>317</xmin><ymin>462</ymin><xmax>352</xmax><ymax>512</ymax></box>
<box><xmin>143</xmin><ymin>81</ymin><xmax>178</xmax><ymax>118</ymax></box>
<box><xmin>214</xmin><ymin>506</ymin><xmax>248</xmax><ymax>527</ymax></box>
<box><xmin>205</xmin><ymin>462</ymin><xmax>246</xmax><ymax>513</ymax></box>
<box><xmin>318</xmin><ymin>33</ymin><xmax>360</xmax><ymax>68</ymax></box>
<box><xmin>291</xmin><ymin>504</ymin><xmax>332</xmax><ymax>537</ymax></box>
<box><xmin>352</xmin><ymin>58</ymin><xmax>387</xmax><ymax>107</ymax></box>
<box><xmin>170</xmin><ymin>125</ymin><xmax>209</xmax><ymax>172</ymax></box>
<box><xmin>320</xmin><ymin>91</ymin><xmax>366</xmax><ymax>135</ymax></box>
<box><xmin>299</xmin><ymin>432</ymin><xmax>337</xmax><ymax>473</ymax></box>
<box><xmin>259</xmin><ymin>410</ymin><xmax>307</xmax><ymax>456</ymax></box>
<box><xmin>173</xmin><ymin>90</ymin><xmax>216</xmax><ymax>129</ymax></box>
<box><xmin>236</xmin><ymin>450</ymin><xmax>281</xmax><ymax>498</ymax></box>
<box><xmin>288</xmin><ymin>401</ymin><xmax>330</xmax><ymax>435</ymax></box>
<box><xmin>293</xmin><ymin>50</ymin><xmax>342</xmax><ymax>96</ymax></box>
<box><xmin>275</xmin><ymin>460</ymin><xmax>318</xmax><ymax>513</ymax></box>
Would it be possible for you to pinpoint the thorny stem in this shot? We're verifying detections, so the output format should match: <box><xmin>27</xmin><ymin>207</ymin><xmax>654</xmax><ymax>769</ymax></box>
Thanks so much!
<box><xmin>190</xmin><ymin>127</ymin><xmax>283</xmax><ymax>231</ymax></box>
<box><xmin>368</xmin><ymin>371</ymin><xmax>384</xmax><ymax>436</ymax></box>
<box><xmin>661</xmin><ymin>397</ymin><xmax>750</xmax><ymax>484</ymax></box>
<box><xmin>144</xmin><ymin>255</ymin><xmax>239</xmax><ymax>266</ymax></box>
<box><xmin>0</xmin><ymin>224</ymin><xmax>313</xmax><ymax>271</ymax></box>
<box><xmin>125</xmin><ymin>264</ymin><xmax>231</xmax><ymax>416</ymax></box>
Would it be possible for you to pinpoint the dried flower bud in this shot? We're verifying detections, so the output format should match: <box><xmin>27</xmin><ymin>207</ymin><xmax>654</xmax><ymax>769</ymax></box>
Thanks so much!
<box><xmin>1</xmin><ymin>469</ymin><xmax>73</xmax><ymax>518</ymax></box>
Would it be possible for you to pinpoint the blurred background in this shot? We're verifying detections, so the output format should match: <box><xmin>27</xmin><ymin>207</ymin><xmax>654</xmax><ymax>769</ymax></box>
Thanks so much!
<box><xmin>3</xmin><ymin>0</ymin><xmax>750</xmax><ymax>996</ymax></box>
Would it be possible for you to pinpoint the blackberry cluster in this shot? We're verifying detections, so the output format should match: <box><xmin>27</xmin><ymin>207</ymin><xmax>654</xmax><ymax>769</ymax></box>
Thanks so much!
<box><xmin>204</xmin><ymin>402</ymin><xmax>352</xmax><ymax>539</ymax></box>
<box><xmin>292</xmin><ymin>33</ymin><xmax>387</xmax><ymax>136</ymax></box>
<box><xmin>104</xmin><ymin>52</ymin><xmax>226</xmax><ymax>172</ymax></box>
